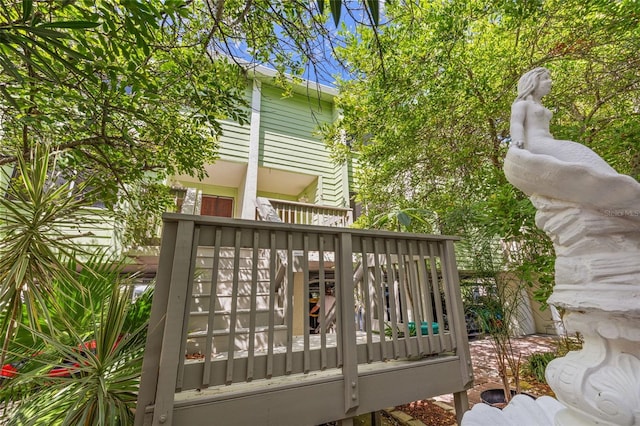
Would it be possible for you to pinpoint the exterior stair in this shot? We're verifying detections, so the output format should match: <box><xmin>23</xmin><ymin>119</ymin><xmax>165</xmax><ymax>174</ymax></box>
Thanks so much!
<box><xmin>186</xmin><ymin>247</ymin><xmax>287</xmax><ymax>355</ymax></box>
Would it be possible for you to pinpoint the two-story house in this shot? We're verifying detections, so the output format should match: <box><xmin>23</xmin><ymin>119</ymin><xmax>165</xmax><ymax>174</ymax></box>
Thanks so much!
<box><xmin>133</xmin><ymin>67</ymin><xmax>474</xmax><ymax>425</ymax></box>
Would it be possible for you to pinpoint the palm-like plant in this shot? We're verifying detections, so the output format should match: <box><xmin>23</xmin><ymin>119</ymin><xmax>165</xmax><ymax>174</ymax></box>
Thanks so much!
<box><xmin>0</xmin><ymin>144</ymin><xmax>153</xmax><ymax>424</ymax></box>
<box><xmin>0</xmin><ymin>280</ymin><xmax>150</xmax><ymax>425</ymax></box>
<box><xmin>0</xmin><ymin>144</ymin><xmax>105</xmax><ymax>364</ymax></box>
<box><xmin>371</xmin><ymin>206</ymin><xmax>436</xmax><ymax>233</ymax></box>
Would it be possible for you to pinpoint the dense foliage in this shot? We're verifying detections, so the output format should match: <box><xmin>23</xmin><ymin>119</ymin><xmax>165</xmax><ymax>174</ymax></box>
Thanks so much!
<box><xmin>0</xmin><ymin>0</ymin><xmax>380</xmax><ymax>246</ymax></box>
<box><xmin>325</xmin><ymin>0</ymin><xmax>640</xmax><ymax>304</ymax></box>
<box><xmin>0</xmin><ymin>2</ymin><xmax>380</xmax><ymax>422</ymax></box>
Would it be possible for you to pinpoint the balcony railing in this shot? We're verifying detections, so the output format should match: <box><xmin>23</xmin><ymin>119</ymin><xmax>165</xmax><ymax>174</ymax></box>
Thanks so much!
<box><xmin>135</xmin><ymin>214</ymin><xmax>473</xmax><ymax>426</ymax></box>
<box><xmin>260</xmin><ymin>197</ymin><xmax>353</xmax><ymax>227</ymax></box>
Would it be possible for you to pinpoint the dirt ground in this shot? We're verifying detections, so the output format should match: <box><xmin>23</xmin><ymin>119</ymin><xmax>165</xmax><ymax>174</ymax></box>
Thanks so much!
<box><xmin>394</xmin><ymin>334</ymin><xmax>559</xmax><ymax>425</ymax></box>
<box><xmin>395</xmin><ymin>400</ymin><xmax>457</xmax><ymax>426</ymax></box>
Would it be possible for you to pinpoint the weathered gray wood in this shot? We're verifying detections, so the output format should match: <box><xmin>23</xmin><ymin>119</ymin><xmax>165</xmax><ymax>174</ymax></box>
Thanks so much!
<box><xmin>140</xmin><ymin>214</ymin><xmax>470</xmax><ymax>425</ymax></box>
<box><xmin>318</xmin><ymin>235</ymin><xmax>330</xmax><ymax>369</ymax></box>
<box><xmin>428</xmin><ymin>242</ymin><xmax>448</xmax><ymax>351</ymax></box>
<box><xmin>444</xmin><ymin>240</ymin><xmax>474</xmax><ymax>387</ymax></box>
<box><xmin>338</xmin><ymin>232</ymin><xmax>359</xmax><ymax>414</ymax></box>
<box><xmin>334</xmin><ymin>235</ymin><xmax>343</xmax><ymax>369</ymax></box>
<box><xmin>172</xmin><ymin>356</ymin><xmax>468</xmax><ymax>426</ymax></box>
<box><xmin>437</xmin><ymin>242</ymin><xmax>456</xmax><ymax>349</ymax></box>
<box><xmin>384</xmin><ymin>239</ymin><xmax>400</xmax><ymax>359</ymax></box>
<box><xmin>395</xmin><ymin>240</ymin><xmax>413</xmax><ymax>357</ymax></box>
<box><xmin>134</xmin><ymin>221</ymin><xmax>178</xmax><ymax>426</ymax></box>
<box><xmin>247</xmin><ymin>230</ymin><xmax>260</xmax><ymax>381</ymax></box>
<box><xmin>285</xmin><ymin>232</ymin><xmax>294</xmax><ymax>374</ymax></box>
<box><xmin>303</xmin><ymin>233</ymin><xmax>311</xmax><ymax>373</ymax></box>
<box><xmin>406</xmin><ymin>240</ymin><xmax>425</xmax><ymax>356</ymax></box>
<box><xmin>416</xmin><ymin>242</ymin><xmax>432</xmax><ymax>327</ymax></box>
<box><xmin>454</xmin><ymin>390</ymin><xmax>470</xmax><ymax>424</ymax></box>
<box><xmin>267</xmin><ymin>231</ymin><xmax>277</xmax><ymax>378</ymax></box>
<box><xmin>164</xmin><ymin>212</ymin><xmax>459</xmax><ymax>243</ymax></box>
<box><xmin>224</xmin><ymin>230</ymin><xmax>242</xmax><ymax>384</ymax></box>
<box><xmin>151</xmin><ymin>220</ymin><xmax>195</xmax><ymax>426</ymax></box>
<box><xmin>373</xmin><ymin>239</ymin><xmax>387</xmax><ymax>361</ymax></box>
<box><xmin>176</xmin><ymin>226</ymin><xmax>199</xmax><ymax>391</ymax></box>
<box><xmin>360</xmin><ymin>238</ymin><xmax>374</xmax><ymax>362</ymax></box>
<box><xmin>201</xmin><ymin>228</ymin><xmax>222</xmax><ymax>388</ymax></box>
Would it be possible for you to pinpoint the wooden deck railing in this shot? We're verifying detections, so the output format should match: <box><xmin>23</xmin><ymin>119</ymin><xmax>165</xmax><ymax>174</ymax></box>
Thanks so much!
<box><xmin>135</xmin><ymin>214</ymin><xmax>473</xmax><ymax>426</ymax></box>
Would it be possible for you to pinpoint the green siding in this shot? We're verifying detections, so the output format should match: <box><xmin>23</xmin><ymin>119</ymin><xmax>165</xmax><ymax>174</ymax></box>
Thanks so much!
<box><xmin>217</xmin><ymin>120</ymin><xmax>250</xmax><ymax>161</ymax></box>
<box><xmin>300</xmin><ymin>180</ymin><xmax>318</xmax><ymax>204</ymax></box>
<box><xmin>259</xmin><ymin>85</ymin><xmax>344</xmax><ymax>207</ymax></box>
<box><xmin>175</xmin><ymin>181</ymin><xmax>238</xmax><ymax>199</ymax></box>
<box><xmin>217</xmin><ymin>85</ymin><xmax>252</xmax><ymax>162</ymax></box>
<box><xmin>70</xmin><ymin>212</ymin><xmax>118</xmax><ymax>253</ymax></box>
<box><xmin>318</xmin><ymin>161</ymin><xmax>347</xmax><ymax>207</ymax></box>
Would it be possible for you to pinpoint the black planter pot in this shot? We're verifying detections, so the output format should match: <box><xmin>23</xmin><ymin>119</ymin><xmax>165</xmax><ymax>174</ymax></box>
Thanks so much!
<box><xmin>480</xmin><ymin>389</ymin><xmax>535</xmax><ymax>408</ymax></box>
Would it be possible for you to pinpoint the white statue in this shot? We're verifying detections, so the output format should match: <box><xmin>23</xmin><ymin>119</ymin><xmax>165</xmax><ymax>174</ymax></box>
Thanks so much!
<box><xmin>509</xmin><ymin>67</ymin><xmax>618</xmax><ymax>174</ymax></box>
<box><xmin>463</xmin><ymin>68</ymin><xmax>640</xmax><ymax>426</ymax></box>
<box><xmin>505</xmin><ymin>67</ymin><xmax>640</xmax><ymax>214</ymax></box>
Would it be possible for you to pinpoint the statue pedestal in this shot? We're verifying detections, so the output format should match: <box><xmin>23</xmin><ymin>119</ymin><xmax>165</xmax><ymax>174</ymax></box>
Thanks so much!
<box><xmin>532</xmin><ymin>196</ymin><xmax>640</xmax><ymax>315</ymax></box>
<box><xmin>462</xmin><ymin>197</ymin><xmax>640</xmax><ymax>425</ymax></box>
<box><xmin>547</xmin><ymin>311</ymin><xmax>640</xmax><ymax>426</ymax></box>
<box><xmin>537</xmin><ymin>199</ymin><xmax>640</xmax><ymax>425</ymax></box>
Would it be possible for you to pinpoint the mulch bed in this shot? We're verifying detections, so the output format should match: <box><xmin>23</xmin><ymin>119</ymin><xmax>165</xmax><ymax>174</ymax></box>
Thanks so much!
<box><xmin>393</xmin><ymin>376</ymin><xmax>555</xmax><ymax>425</ymax></box>
<box><xmin>395</xmin><ymin>400</ymin><xmax>457</xmax><ymax>426</ymax></box>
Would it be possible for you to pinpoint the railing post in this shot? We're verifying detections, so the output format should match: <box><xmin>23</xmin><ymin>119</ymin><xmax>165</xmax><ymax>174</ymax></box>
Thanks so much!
<box><xmin>151</xmin><ymin>219</ymin><xmax>196</xmax><ymax>426</ymax></box>
<box><xmin>443</xmin><ymin>240</ymin><xmax>473</xmax><ymax>403</ymax></box>
<box><xmin>338</xmin><ymin>231</ymin><xmax>359</xmax><ymax>414</ymax></box>
<box><xmin>135</xmin><ymin>220</ymin><xmax>178</xmax><ymax>426</ymax></box>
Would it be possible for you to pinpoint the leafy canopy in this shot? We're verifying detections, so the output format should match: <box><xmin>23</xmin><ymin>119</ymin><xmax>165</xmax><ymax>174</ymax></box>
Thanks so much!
<box><xmin>327</xmin><ymin>0</ymin><xmax>640</xmax><ymax>305</ymax></box>
<box><xmin>0</xmin><ymin>0</ymin><xmax>387</xmax><ymax>246</ymax></box>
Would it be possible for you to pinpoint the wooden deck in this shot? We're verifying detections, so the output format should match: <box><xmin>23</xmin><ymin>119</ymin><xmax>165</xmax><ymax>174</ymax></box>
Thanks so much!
<box><xmin>135</xmin><ymin>214</ymin><xmax>473</xmax><ymax>425</ymax></box>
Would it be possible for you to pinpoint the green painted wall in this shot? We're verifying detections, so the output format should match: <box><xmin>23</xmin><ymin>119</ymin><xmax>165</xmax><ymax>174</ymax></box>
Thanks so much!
<box><xmin>217</xmin><ymin>120</ymin><xmax>251</xmax><ymax>161</ymax></box>
<box><xmin>217</xmin><ymin>85</ymin><xmax>252</xmax><ymax>162</ymax></box>
<box><xmin>175</xmin><ymin>181</ymin><xmax>238</xmax><ymax>198</ymax></box>
<box><xmin>70</xmin><ymin>209</ymin><xmax>118</xmax><ymax>253</ymax></box>
<box><xmin>259</xmin><ymin>85</ymin><xmax>346</xmax><ymax>207</ymax></box>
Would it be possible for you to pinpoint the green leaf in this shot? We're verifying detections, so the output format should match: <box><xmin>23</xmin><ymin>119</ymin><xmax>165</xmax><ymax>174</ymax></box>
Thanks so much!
<box><xmin>0</xmin><ymin>84</ymin><xmax>20</xmax><ymax>110</ymax></box>
<box><xmin>25</xmin><ymin>26</ymin><xmax>72</xmax><ymax>39</ymax></box>
<box><xmin>0</xmin><ymin>52</ymin><xmax>24</xmax><ymax>82</ymax></box>
<box><xmin>330</xmin><ymin>0</ymin><xmax>342</xmax><ymax>26</ymax></box>
<box><xmin>0</xmin><ymin>38</ymin><xmax>65</xmax><ymax>85</ymax></box>
<box><xmin>317</xmin><ymin>0</ymin><xmax>325</xmax><ymax>13</ymax></box>
<box><xmin>397</xmin><ymin>211</ymin><xmax>411</xmax><ymax>227</ymax></box>
<box><xmin>41</xmin><ymin>21</ymin><xmax>101</xmax><ymax>29</ymax></box>
<box><xmin>366</xmin><ymin>0</ymin><xmax>380</xmax><ymax>26</ymax></box>
<box><xmin>22</xmin><ymin>0</ymin><xmax>33</xmax><ymax>23</ymax></box>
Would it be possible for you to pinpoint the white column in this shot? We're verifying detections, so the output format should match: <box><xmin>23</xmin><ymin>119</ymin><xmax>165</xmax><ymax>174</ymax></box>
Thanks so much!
<box><xmin>240</xmin><ymin>79</ymin><xmax>262</xmax><ymax>219</ymax></box>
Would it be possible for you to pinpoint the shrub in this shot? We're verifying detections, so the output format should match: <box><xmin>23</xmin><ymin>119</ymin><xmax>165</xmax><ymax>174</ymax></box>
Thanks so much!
<box><xmin>521</xmin><ymin>351</ymin><xmax>556</xmax><ymax>383</ymax></box>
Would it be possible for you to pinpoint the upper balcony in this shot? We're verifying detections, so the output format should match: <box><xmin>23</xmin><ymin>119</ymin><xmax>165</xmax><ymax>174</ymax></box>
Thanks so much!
<box><xmin>257</xmin><ymin>197</ymin><xmax>353</xmax><ymax>227</ymax></box>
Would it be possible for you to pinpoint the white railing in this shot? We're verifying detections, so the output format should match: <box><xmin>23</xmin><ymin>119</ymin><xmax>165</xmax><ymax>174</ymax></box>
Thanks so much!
<box><xmin>260</xmin><ymin>197</ymin><xmax>353</xmax><ymax>227</ymax></box>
